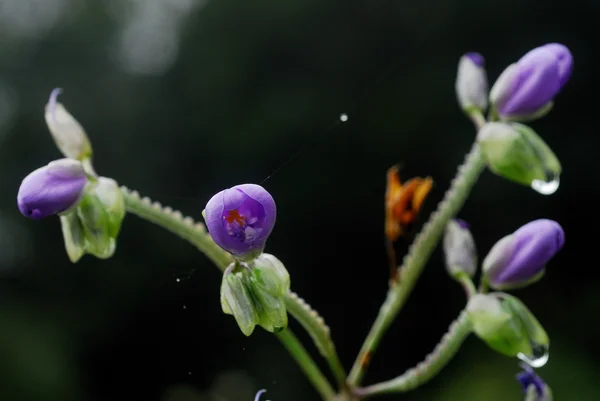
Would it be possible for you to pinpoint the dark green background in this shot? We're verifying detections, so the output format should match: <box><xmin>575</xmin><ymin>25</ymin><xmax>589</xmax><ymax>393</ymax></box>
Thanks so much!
<box><xmin>0</xmin><ymin>1</ymin><xmax>597</xmax><ymax>400</ymax></box>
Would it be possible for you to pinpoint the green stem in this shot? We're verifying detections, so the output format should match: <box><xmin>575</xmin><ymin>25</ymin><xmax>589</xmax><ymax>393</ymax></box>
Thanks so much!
<box><xmin>121</xmin><ymin>187</ymin><xmax>346</xmax><ymax>394</ymax></box>
<box><xmin>121</xmin><ymin>188</ymin><xmax>232</xmax><ymax>270</ymax></box>
<box><xmin>277</xmin><ymin>329</ymin><xmax>337</xmax><ymax>401</ymax></box>
<box><xmin>348</xmin><ymin>140</ymin><xmax>486</xmax><ymax>385</ymax></box>
<box><xmin>456</xmin><ymin>273</ymin><xmax>477</xmax><ymax>299</ymax></box>
<box><xmin>286</xmin><ymin>291</ymin><xmax>348</xmax><ymax>389</ymax></box>
<box><xmin>354</xmin><ymin>312</ymin><xmax>472</xmax><ymax>399</ymax></box>
<box><xmin>479</xmin><ymin>278</ymin><xmax>490</xmax><ymax>294</ymax></box>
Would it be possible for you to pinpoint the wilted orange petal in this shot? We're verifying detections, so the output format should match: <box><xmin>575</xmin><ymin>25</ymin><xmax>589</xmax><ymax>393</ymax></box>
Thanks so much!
<box><xmin>412</xmin><ymin>177</ymin><xmax>433</xmax><ymax>212</ymax></box>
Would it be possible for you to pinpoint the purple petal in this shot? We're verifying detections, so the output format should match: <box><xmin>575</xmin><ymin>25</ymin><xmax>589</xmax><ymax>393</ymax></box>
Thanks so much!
<box><xmin>455</xmin><ymin>218</ymin><xmax>469</xmax><ymax>229</ymax></box>
<box><xmin>516</xmin><ymin>364</ymin><xmax>545</xmax><ymax>396</ymax></box>
<box><xmin>542</xmin><ymin>43</ymin><xmax>573</xmax><ymax>88</ymax></box>
<box><xmin>205</xmin><ymin>189</ymin><xmax>230</xmax><ymax>246</ymax></box>
<box><xmin>494</xmin><ymin>43</ymin><xmax>573</xmax><ymax>118</ymax></box>
<box><xmin>494</xmin><ymin>219</ymin><xmax>564</xmax><ymax>285</ymax></box>
<box><xmin>465</xmin><ymin>52</ymin><xmax>485</xmax><ymax>67</ymax></box>
<box><xmin>500</xmin><ymin>48</ymin><xmax>560</xmax><ymax>115</ymax></box>
<box><xmin>235</xmin><ymin>183</ymin><xmax>277</xmax><ymax>238</ymax></box>
<box><xmin>17</xmin><ymin>159</ymin><xmax>87</xmax><ymax>219</ymax></box>
<box><xmin>205</xmin><ymin>184</ymin><xmax>276</xmax><ymax>257</ymax></box>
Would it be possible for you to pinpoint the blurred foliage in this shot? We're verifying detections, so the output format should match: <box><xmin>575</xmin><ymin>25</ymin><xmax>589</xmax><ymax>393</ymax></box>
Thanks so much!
<box><xmin>0</xmin><ymin>0</ymin><xmax>598</xmax><ymax>400</ymax></box>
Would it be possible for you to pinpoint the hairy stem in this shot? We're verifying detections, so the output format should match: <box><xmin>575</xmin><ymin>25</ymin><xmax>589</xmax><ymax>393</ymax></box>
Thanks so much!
<box><xmin>286</xmin><ymin>291</ymin><xmax>348</xmax><ymax>389</ymax></box>
<box><xmin>121</xmin><ymin>188</ymin><xmax>346</xmax><ymax>393</ymax></box>
<box><xmin>277</xmin><ymin>329</ymin><xmax>337</xmax><ymax>401</ymax></box>
<box><xmin>348</xmin><ymin>134</ymin><xmax>486</xmax><ymax>385</ymax></box>
<box><xmin>121</xmin><ymin>189</ymin><xmax>233</xmax><ymax>270</ymax></box>
<box><xmin>354</xmin><ymin>312</ymin><xmax>472</xmax><ymax>398</ymax></box>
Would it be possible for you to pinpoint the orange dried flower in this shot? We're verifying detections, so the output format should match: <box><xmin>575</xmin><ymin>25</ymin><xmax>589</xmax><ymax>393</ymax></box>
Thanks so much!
<box><xmin>385</xmin><ymin>166</ymin><xmax>433</xmax><ymax>242</ymax></box>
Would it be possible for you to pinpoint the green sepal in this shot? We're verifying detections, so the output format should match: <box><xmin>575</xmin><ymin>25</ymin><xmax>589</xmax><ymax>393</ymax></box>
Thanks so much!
<box><xmin>76</xmin><ymin>189</ymin><xmax>115</xmax><ymax>259</ymax></box>
<box><xmin>249</xmin><ymin>254</ymin><xmax>290</xmax><ymax>297</ymax></box>
<box><xmin>73</xmin><ymin>177</ymin><xmax>125</xmax><ymax>260</ymax></box>
<box><xmin>467</xmin><ymin>293</ymin><xmax>549</xmax><ymax>359</ymax></box>
<box><xmin>501</xmin><ymin>293</ymin><xmax>550</xmax><ymax>356</ymax></box>
<box><xmin>59</xmin><ymin>211</ymin><xmax>86</xmax><ymax>263</ymax></box>
<box><xmin>249</xmin><ymin>254</ymin><xmax>290</xmax><ymax>332</ymax></box>
<box><xmin>477</xmin><ymin>122</ymin><xmax>561</xmax><ymax>190</ymax></box>
<box><xmin>254</xmin><ymin>290</ymin><xmax>288</xmax><ymax>333</ymax></box>
<box><xmin>220</xmin><ymin>264</ymin><xmax>259</xmax><ymax>336</ymax></box>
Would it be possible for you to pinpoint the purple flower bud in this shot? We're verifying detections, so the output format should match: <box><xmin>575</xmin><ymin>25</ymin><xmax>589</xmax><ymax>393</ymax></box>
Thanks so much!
<box><xmin>516</xmin><ymin>364</ymin><xmax>552</xmax><ymax>400</ymax></box>
<box><xmin>444</xmin><ymin>218</ymin><xmax>477</xmax><ymax>278</ymax></box>
<box><xmin>455</xmin><ymin>52</ymin><xmax>489</xmax><ymax>111</ymax></box>
<box><xmin>205</xmin><ymin>184</ymin><xmax>276</xmax><ymax>258</ymax></box>
<box><xmin>17</xmin><ymin>159</ymin><xmax>87</xmax><ymax>219</ymax></box>
<box><xmin>483</xmin><ymin>219</ymin><xmax>565</xmax><ymax>289</ymax></box>
<box><xmin>517</xmin><ymin>365</ymin><xmax>545</xmax><ymax>396</ymax></box>
<box><xmin>490</xmin><ymin>43</ymin><xmax>573</xmax><ymax>119</ymax></box>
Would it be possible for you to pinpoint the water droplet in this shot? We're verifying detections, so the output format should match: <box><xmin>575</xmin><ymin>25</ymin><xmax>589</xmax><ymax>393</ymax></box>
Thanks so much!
<box><xmin>339</xmin><ymin>113</ymin><xmax>348</xmax><ymax>122</ymax></box>
<box><xmin>517</xmin><ymin>344</ymin><xmax>549</xmax><ymax>368</ymax></box>
<box><xmin>531</xmin><ymin>173</ymin><xmax>559</xmax><ymax>195</ymax></box>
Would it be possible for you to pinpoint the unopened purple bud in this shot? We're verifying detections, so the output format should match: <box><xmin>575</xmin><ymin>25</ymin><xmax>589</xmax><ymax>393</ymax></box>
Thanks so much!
<box><xmin>517</xmin><ymin>364</ymin><xmax>552</xmax><ymax>400</ymax></box>
<box><xmin>17</xmin><ymin>159</ymin><xmax>87</xmax><ymax>219</ymax></box>
<box><xmin>205</xmin><ymin>184</ymin><xmax>276</xmax><ymax>259</ymax></box>
<box><xmin>517</xmin><ymin>365</ymin><xmax>545</xmax><ymax>396</ymax></box>
<box><xmin>444</xmin><ymin>218</ymin><xmax>477</xmax><ymax>278</ymax></box>
<box><xmin>490</xmin><ymin>43</ymin><xmax>573</xmax><ymax>120</ymax></box>
<box><xmin>455</xmin><ymin>52</ymin><xmax>488</xmax><ymax>112</ymax></box>
<box><xmin>483</xmin><ymin>219</ymin><xmax>565</xmax><ymax>289</ymax></box>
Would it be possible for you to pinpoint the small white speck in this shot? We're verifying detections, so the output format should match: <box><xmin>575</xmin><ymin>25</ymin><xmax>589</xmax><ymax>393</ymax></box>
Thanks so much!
<box><xmin>340</xmin><ymin>113</ymin><xmax>348</xmax><ymax>122</ymax></box>
<box><xmin>182</xmin><ymin>305</ymin><xmax>187</xmax><ymax>310</ymax></box>
<box><xmin>188</xmin><ymin>371</ymin><xmax>192</xmax><ymax>375</ymax></box>
<box><xmin>175</xmin><ymin>278</ymin><xmax>181</xmax><ymax>283</ymax></box>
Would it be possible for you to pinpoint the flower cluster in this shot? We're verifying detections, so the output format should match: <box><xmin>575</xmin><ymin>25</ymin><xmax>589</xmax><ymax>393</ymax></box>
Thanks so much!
<box><xmin>457</xmin><ymin>43</ymin><xmax>572</xmax><ymax>193</ymax></box>
<box><xmin>17</xmin><ymin>89</ymin><xmax>125</xmax><ymax>262</ymax></box>
<box><xmin>451</xmin><ymin>42</ymin><xmax>571</xmax><ymax>399</ymax></box>
<box><xmin>14</xmin><ymin>42</ymin><xmax>573</xmax><ymax>401</ymax></box>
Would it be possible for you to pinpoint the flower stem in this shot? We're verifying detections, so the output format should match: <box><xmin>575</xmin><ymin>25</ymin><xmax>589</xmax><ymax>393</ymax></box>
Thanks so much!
<box><xmin>120</xmin><ymin>188</ymin><xmax>346</xmax><ymax>394</ymax></box>
<box><xmin>276</xmin><ymin>329</ymin><xmax>337</xmax><ymax>401</ymax></box>
<box><xmin>348</xmin><ymin>140</ymin><xmax>486</xmax><ymax>385</ymax></box>
<box><xmin>120</xmin><ymin>189</ymin><xmax>233</xmax><ymax>270</ymax></box>
<box><xmin>456</xmin><ymin>273</ymin><xmax>477</xmax><ymax>299</ymax></box>
<box><xmin>353</xmin><ymin>311</ymin><xmax>472</xmax><ymax>399</ymax></box>
<box><xmin>286</xmin><ymin>291</ymin><xmax>348</xmax><ymax>389</ymax></box>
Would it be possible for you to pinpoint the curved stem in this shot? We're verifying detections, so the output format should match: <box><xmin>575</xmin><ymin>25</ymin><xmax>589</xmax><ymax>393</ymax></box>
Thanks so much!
<box><xmin>121</xmin><ymin>188</ymin><xmax>233</xmax><ymax>270</ymax></box>
<box><xmin>277</xmin><ymin>329</ymin><xmax>337</xmax><ymax>401</ymax></box>
<box><xmin>456</xmin><ymin>273</ymin><xmax>477</xmax><ymax>299</ymax></box>
<box><xmin>348</xmin><ymin>139</ymin><xmax>486</xmax><ymax>385</ymax></box>
<box><xmin>354</xmin><ymin>312</ymin><xmax>472</xmax><ymax>399</ymax></box>
<box><xmin>286</xmin><ymin>291</ymin><xmax>348</xmax><ymax>389</ymax></box>
<box><xmin>121</xmin><ymin>188</ymin><xmax>346</xmax><ymax>393</ymax></box>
